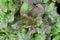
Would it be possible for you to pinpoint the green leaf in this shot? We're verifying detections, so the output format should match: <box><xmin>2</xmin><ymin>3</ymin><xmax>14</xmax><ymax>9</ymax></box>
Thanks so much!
<box><xmin>56</xmin><ymin>16</ymin><xmax>60</xmax><ymax>23</ymax></box>
<box><xmin>51</xmin><ymin>22</ymin><xmax>60</xmax><ymax>36</ymax></box>
<box><xmin>35</xmin><ymin>33</ymin><xmax>46</xmax><ymax>40</ymax></box>
<box><xmin>0</xmin><ymin>0</ymin><xmax>8</xmax><ymax>12</ymax></box>
<box><xmin>40</xmin><ymin>0</ymin><xmax>49</xmax><ymax>3</ymax></box>
<box><xmin>20</xmin><ymin>2</ymin><xmax>33</xmax><ymax>14</ymax></box>
<box><xmin>52</xmin><ymin>35</ymin><xmax>60</xmax><ymax>40</ymax></box>
<box><xmin>0</xmin><ymin>11</ymin><xmax>7</xmax><ymax>23</ymax></box>
<box><xmin>8</xmin><ymin>34</ymin><xmax>18</xmax><ymax>40</ymax></box>
<box><xmin>17</xmin><ymin>30</ymin><xmax>30</xmax><ymax>40</ymax></box>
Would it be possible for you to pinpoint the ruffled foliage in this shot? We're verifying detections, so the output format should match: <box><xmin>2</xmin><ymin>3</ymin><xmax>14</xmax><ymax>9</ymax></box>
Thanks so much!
<box><xmin>0</xmin><ymin>0</ymin><xmax>60</xmax><ymax>40</ymax></box>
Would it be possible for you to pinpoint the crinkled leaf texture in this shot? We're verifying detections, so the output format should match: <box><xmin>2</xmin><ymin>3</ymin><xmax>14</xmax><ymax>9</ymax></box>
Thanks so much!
<box><xmin>51</xmin><ymin>16</ymin><xmax>60</xmax><ymax>36</ymax></box>
<box><xmin>0</xmin><ymin>11</ymin><xmax>7</xmax><ymax>29</ymax></box>
<box><xmin>0</xmin><ymin>0</ymin><xmax>20</xmax><ymax>28</ymax></box>
<box><xmin>17</xmin><ymin>30</ymin><xmax>30</xmax><ymax>40</ymax></box>
<box><xmin>0</xmin><ymin>33</ymin><xmax>18</xmax><ymax>40</ymax></box>
<box><xmin>52</xmin><ymin>35</ymin><xmax>60</xmax><ymax>40</ymax></box>
<box><xmin>0</xmin><ymin>11</ymin><xmax>7</xmax><ymax>22</ymax></box>
<box><xmin>0</xmin><ymin>0</ymin><xmax>8</xmax><ymax>12</ymax></box>
<box><xmin>8</xmin><ymin>34</ymin><xmax>18</xmax><ymax>40</ymax></box>
<box><xmin>28</xmin><ymin>0</ymin><xmax>49</xmax><ymax>4</ymax></box>
<box><xmin>20</xmin><ymin>2</ymin><xmax>33</xmax><ymax>16</ymax></box>
<box><xmin>35</xmin><ymin>28</ymin><xmax>46</xmax><ymax>40</ymax></box>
